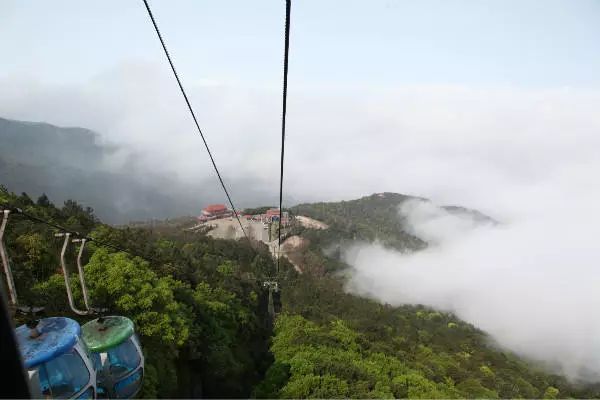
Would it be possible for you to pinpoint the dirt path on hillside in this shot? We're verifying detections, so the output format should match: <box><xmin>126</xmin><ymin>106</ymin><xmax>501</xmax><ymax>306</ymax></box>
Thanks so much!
<box><xmin>280</xmin><ymin>235</ymin><xmax>310</xmax><ymax>273</ymax></box>
<box><xmin>296</xmin><ymin>215</ymin><xmax>329</xmax><ymax>230</ymax></box>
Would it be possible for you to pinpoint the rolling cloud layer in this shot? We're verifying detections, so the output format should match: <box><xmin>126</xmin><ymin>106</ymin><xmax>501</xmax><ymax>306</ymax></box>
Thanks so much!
<box><xmin>345</xmin><ymin>194</ymin><xmax>600</xmax><ymax>381</ymax></box>
<box><xmin>1</xmin><ymin>65</ymin><xmax>598</xmax><ymax>214</ymax></box>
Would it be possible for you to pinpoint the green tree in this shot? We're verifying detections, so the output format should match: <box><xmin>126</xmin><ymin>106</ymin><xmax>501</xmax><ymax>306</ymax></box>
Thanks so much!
<box><xmin>543</xmin><ymin>386</ymin><xmax>560</xmax><ymax>399</ymax></box>
<box><xmin>84</xmin><ymin>249</ymin><xmax>190</xmax><ymax>345</ymax></box>
<box><xmin>84</xmin><ymin>249</ymin><xmax>191</xmax><ymax>397</ymax></box>
<box><xmin>456</xmin><ymin>378</ymin><xmax>499</xmax><ymax>399</ymax></box>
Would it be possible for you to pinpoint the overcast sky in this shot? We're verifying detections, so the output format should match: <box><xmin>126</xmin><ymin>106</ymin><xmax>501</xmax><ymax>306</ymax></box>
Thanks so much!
<box><xmin>2</xmin><ymin>0</ymin><xmax>600</xmax><ymax>382</ymax></box>
<box><xmin>2</xmin><ymin>0</ymin><xmax>600</xmax><ymax>87</ymax></box>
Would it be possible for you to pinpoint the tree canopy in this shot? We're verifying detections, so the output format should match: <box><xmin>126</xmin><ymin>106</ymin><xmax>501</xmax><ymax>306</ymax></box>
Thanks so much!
<box><xmin>2</xmin><ymin>187</ymin><xmax>599</xmax><ymax>398</ymax></box>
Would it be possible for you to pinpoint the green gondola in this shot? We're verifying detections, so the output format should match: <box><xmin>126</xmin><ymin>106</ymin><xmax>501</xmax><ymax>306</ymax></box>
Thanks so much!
<box><xmin>82</xmin><ymin>316</ymin><xmax>144</xmax><ymax>399</ymax></box>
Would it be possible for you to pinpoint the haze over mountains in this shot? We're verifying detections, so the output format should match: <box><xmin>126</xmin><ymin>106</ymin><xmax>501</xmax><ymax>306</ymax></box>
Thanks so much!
<box><xmin>0</xmin><ymin>117</ymin><xmax>275</xmax><ymax>222</ymax></box>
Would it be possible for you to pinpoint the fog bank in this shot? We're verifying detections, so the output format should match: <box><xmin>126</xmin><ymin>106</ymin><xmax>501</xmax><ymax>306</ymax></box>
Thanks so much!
<box><xmin>345</xmin><ymin>194</ymin><xmax>600</xmax><ymax>381</ymax></box>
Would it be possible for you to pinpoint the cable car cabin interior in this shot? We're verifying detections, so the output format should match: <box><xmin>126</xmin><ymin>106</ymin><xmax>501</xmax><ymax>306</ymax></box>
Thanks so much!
<box><xmin>82</xmin><ymin>316</ymin><xmax>144</xmax><ymax>399</ymax></box>
<box><xmin>15</xmin><ymin>317</ymin><xmax>96</xmax><ymax>399</ymax></box>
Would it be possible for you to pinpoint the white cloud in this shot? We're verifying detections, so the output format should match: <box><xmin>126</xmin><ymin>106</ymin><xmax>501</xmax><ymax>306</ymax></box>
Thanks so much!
<box><xmin>345</xmin><ymin>196</ymin><xmax>600</xmax><ymax>381</ymax></box>
<box><xmin>3</xmin><ymin>66</ymin><xmax>599</xmax><ymax>209</ymax></box>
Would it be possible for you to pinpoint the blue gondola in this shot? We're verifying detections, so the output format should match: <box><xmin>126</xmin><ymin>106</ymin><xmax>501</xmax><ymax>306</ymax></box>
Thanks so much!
<box><xmin>15</xmin><ymin>317</ymin><xmax>97</xmax><ymax>399</ymax></box>
<box><xmin>3</xmin><ymin>209</ymin><xmax>146</xmax><ymax>399</ymax></box>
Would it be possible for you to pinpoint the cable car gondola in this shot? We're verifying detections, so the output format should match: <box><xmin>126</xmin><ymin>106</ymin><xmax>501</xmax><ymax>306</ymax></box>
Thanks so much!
<box><xmin>3</xmin><ymin>211</ymin><xmax>96</xmax><ymax>398</ymax></box>
<box><xmin>2</xmin><ymin>209</ymin><xmax>145</xmax><ymax>399</ymax></box>
<box><xmin>82</xmin><ymin>316</ymin><xmax>144</xmax><ymax>399</ymax></box>
<box><xmin>15</xmin><ymin>317</ymin><xmax>97</xmax><ymax>399</ymax></box>
<box><xmin>58</xmin><ymin>235</ymin><xmax>144</xmax><ymax>399</ymax></box>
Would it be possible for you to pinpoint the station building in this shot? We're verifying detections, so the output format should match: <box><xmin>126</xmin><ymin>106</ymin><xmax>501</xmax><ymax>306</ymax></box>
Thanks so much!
<box><xmin>197</xmin><ymin>204</ymin><xmax>232</xmax><ymax>222</ymax></box>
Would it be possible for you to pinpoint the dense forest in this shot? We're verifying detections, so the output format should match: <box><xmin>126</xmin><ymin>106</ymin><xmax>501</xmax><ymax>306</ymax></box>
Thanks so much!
<box><xmin>0</xmin><ymin>186</ymin><xmax>277</xmax><ymax>398</ymax></box>
<box><xmin>257</xmin><ymin>274</ymin><xmax>600</xmax><ymax>398</ymax></box>
<box><xmin>260</xmin><ymin>194</ymin><xmax>600</xmax><ymax>398</ymax></box>
<box><xmin>2</xmin><ymin>187</ymin><xmax>600</xmax><ymax>398</ymax></box>
<box><xmin>291</xmin><ymin>193</ymin><xmax>426</xmax><ymax>251</ymax></box>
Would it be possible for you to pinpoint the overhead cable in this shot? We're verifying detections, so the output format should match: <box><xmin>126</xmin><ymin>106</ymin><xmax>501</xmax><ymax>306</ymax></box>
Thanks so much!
<box><xmin>0</xmin><ymin>204</ymin><xmax>162</xmax><ymax>265</ymax></box>
<box><xmin>141</xmin><ymin>0</ymin><xmax>252</xmax><ymax>246</ymax></box>
<box><xmin>277</xmin><ymin>0</ymin><xmax>292</xmax><ymax>273</ymax></box>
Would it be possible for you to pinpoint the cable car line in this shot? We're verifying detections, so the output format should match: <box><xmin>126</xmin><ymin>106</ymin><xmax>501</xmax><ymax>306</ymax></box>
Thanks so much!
<box><xmin>0</xmin><ymin>204</ymin><xmax>163</xmax><ymax>265</ymax></box>
<box><xmin>1</xmin><ymin>207</ymin><xmax>146</xmax><ymax>398</ymax></box>
<box><xmin>277</xmin><ymin>0</ymin><xmax>292</xmax><ymax>274</ymax></box>
<box><xmin>141</xmin><ymin>0</ymin><xmax>252</xmax><ymax>248</ymax></box>
<box><xmin>1</xmin><ymin>203</ymin><xmax>280</xmax><ymax>285</ymax></box>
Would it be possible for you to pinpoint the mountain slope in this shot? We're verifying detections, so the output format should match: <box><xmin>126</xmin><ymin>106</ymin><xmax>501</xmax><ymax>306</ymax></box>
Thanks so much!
<box><xmin>290</xmin><ymin>192</ymin><xmax>494</xmax><ymax>253</ymax></box>
<box><xmin>255</xmin><ymin>194</ymin><xmax>599</xmax><ymax>398</ymax></box>
<box><xmin>0</xmin><ymin>117</ymin><xmax>110</xmax><ymax>169</ymax></box>
<box><xmin>0</xmin><ymin>117</ymin><xmax>227</xmax><ymax>223</ymax></box>
<box><xmin>0</xmin><ymin>187</ymin><xmax>275</xmax><ymax>398</ymax></box>
<box><xmin>291</xmin><ymin>192</ymin><xmax>427</xmax><ymax>252</ymax></box>
<box><xmin>0</xmin><ymin>116</ymin><xmax>288</xmax><ymax>223</ymax></box>
<box><xmin>0</xmin><ymin>117</ymin><xmax>182</xmax><ymax>222</ymax></box>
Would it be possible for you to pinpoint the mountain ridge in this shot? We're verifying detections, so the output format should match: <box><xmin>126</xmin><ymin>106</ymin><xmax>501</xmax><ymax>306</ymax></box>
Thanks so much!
<box><xmin>0</xmin><ymin>116</ymin><xmax>273</xmax><ymax>222</ymax></box>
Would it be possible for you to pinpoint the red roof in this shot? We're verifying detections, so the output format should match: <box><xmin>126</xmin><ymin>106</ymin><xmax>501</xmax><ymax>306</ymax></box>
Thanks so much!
<box><xmin>266</xmin><ymin>209</ymin><xmax>280</xmax><ymax>216</ymax></box>
<box><xmin>204</xmin><ymin>204</ymin><xmax>228</xmax><ymax>213</ymax></box>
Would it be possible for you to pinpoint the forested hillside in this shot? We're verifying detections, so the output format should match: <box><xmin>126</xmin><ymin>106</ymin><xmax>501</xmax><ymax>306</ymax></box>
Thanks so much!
<box><xmin>290</xmin><ymin>193</ymin><xmax>427</xmax><ymax>252</ymax></box>
<box><xmin>255</xmin><ymin>275</ymin><xmax>600</xmax><ymax>398</ymax></box>
<box><xmin>290</xmin><ymin>192</ymin><xmax>493</xmax><ymax>253</ymax></box>
<box><xmin>0</xmin><ymin>186</ymin><xmax>276</xmax><ymax>398</ymax></box>
<box><xmin>252</xmin><ymin>194</ymin><xmax>600</xmax><ymax>398</ymax></box>
<box><xmin>3</xmin><ymin>187</ymin><xmax>599</xmax><ymax>398</ymax></box>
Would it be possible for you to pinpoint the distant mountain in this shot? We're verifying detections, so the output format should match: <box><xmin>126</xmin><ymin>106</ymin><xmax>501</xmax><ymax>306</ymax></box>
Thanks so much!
<box><xmin>290</xmin><ymin>192</ymin><xmax>493</xmax><ymax>253</ymax></box>
<box><xmin>0</xmin><ymin>117</ymin><xmax>111</xmax><ymax>169</ymax></box>
<box><xmin>282</xmin><ymin>192</ymin><xmax>496</xmax><ymax>276</ymax></box>
<box><xmin>257</xmin><ymin>195</ymin><xmax>599</xmax><ymax>398</ymax></box>
<box><xmin>0</xmin><ymin>117</ymin><xmax>229</xmax><ymax>223</ymax></box>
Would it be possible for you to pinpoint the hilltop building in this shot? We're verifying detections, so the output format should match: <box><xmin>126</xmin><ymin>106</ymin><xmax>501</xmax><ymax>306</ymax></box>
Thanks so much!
<box><xmin>265</xmin><ymin>208</ymin><xmax>290</xmax><ymax>225</ymax></box>
<box><xmin>198</xmin><ymin>204</ymin><xmax>232</xmax><ymax>222</ymax></box>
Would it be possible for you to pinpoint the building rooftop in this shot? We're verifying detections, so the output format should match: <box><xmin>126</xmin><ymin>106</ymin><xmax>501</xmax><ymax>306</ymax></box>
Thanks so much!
<box><xmin>203</xmin><ymin>204</ymin><xmax>228</xmax><ymax>213</ymax></box>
